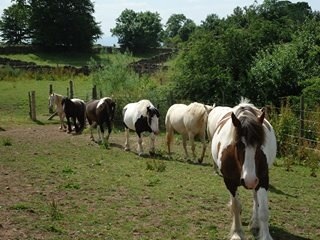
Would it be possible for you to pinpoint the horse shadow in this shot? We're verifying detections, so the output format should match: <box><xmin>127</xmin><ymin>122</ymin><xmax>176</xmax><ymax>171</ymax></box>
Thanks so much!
<box><xmin>270</xmin><ymin>226</ymin><xmax>311</xmax><ymax>240</ymax></box>
<box><xmin>269</xmin><ymin>184</ymin><xmax>297</xmax><ymax>198</ymax></box>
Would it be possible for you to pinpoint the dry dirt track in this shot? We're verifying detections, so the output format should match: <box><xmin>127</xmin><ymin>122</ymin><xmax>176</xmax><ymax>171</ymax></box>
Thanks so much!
<box><xmin>0</xmin><ymin>124</ymin><xmax>129</xmax><ymax>240</ymax></box>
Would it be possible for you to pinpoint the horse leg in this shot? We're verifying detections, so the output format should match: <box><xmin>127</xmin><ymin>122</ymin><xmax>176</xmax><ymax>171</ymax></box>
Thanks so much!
<box><xmin>250</xmin><ymin>190</ymin><xmax>259</xmax><ymax>234</ymax></box>
<box><xmin>73</xmin><ymin>117</ymin><xmax>79</xmax><ymax>133</ymax></box>
<box><xmin>166</xmin><ymin>128</ymin><xmax>173</xmax><ymax>156</ymax></box>
<box><xmin>182</xmin><ymin>134</ymin><xmax>189</xmax><ymax>159</ymax></box>
<box><xmin>124</xmin><ymin>128</ymin><xmax>130</xmax><ymax>151</ymax></box>
<box><xmin>66</xmin><ymin>116</ymin><xmax>72</xmax><ymax>133</ymax></box>
<box><xmin>149</xmin><ymin>132</ymin><xmax>155</xmax><ymax>155</ymax></box>
<box><xmin>199</xmin><ymin>132</ymin><xmax>207</xmax><ymax>163</ymax></box>
<box><xmin>256</xmin><ymin>188</ymin><xmax>273</xmax><ymax>240</ymax></box>
<box><xmin>59</xmin><ymin>112</ymin><xmax>66</xmax><ymax>130</ymax></box>
<box><xmin>97</xmin><ymin>124</ymin><xmax>104</xmax><ymax>143</ymax></box>
<box><xmin>229</xmin><ymin>194</ymin><xmax>245</xmax><ymax>240</ymax></box>
<box><xmin>188</xmin><ymin>132</ymin><xmax>196</xmax><ymax>161</ymax></box>
<box><xmin>105</xmin><ymin>123</ymin><xmax>112</xmax><ymax>142</ymax></box>
<box><xmin>137</xmin><ymin>133</ymin><xmax>144</xmax><ymax>155</ymax></box>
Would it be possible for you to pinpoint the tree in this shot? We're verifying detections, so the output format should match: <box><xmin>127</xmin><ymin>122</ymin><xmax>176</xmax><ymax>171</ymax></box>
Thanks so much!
<box><xmin>111</xmin><ymin>9</ymin><xmax>162</xmax><ymax>52</ymax></box>
<box><xmin>163</xmin><ymin>14</ymin><xmax>196</xmax><ymax>47</ymax></box>
<box><xmin>0</xmin><ymin>1</ymin><xmax>31</xmax><ymax>44</ymax></box>
<box><xmin>29</xmin><ymin>0</ymin><xmax>102</xmax><ymax>51</ymax></box>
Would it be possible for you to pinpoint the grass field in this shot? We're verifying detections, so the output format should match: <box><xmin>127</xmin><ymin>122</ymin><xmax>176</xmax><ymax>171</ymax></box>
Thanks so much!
<box><xmin>1</xmin><ymin>76</ymin><xmax>320</xmax><ymax>240</ymax></box>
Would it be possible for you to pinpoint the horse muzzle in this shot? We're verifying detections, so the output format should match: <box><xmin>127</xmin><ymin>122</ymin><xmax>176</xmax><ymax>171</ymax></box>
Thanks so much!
<box><xmin>241</xmin><ymin>177</ymin><xmax>259</xmax><ymax>189</ymax></box>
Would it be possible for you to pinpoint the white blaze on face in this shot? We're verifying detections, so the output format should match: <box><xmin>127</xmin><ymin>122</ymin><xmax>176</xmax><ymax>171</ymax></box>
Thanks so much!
<box><xmin>150</xmin><ymin>114</ymin><xmax>159</xmax><ymax>134</ymax></box>
<box><xmin>241</xmin><ymin>138</ymin><xmax>259</xmax><ymax>189</ymax></box>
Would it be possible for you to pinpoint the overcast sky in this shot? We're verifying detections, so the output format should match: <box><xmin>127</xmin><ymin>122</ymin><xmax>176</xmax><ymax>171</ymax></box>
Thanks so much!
<box><xmin>1</xmin><ymin>0</ymin><xmax>319</xmax><ymax>45</ymax></box>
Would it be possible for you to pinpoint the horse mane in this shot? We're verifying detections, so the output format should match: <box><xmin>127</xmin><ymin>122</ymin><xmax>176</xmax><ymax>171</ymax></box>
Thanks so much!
<box><xmin>233</xmin><ymin>102</ymin><xmax>265</xmax><ymax>147</ymax></box>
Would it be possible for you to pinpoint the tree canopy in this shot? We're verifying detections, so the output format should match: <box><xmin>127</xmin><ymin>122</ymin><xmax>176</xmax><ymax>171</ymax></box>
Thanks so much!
<box><xmin>0</xmin><ymin>1</ymin><xmax>31</xmax><ymax>44</ymax></box>
<box><xmin>111</xmin><ymin>9</ymin><xmax>162</xmax><ymax>52</ymax></box>
<box><xmin>0</xmin><ymin>0</ymin><xmax>102</xmax><ymax>51</ymax></box>
<box><xmin>170</xmin><ymin>0</ymin><xmax>318</xmax><ymax>106</ymax></box>
<box><xmin>29</xmin><ymin>0</ymin><xmax>102</xmax><ymax>51</ymax></box>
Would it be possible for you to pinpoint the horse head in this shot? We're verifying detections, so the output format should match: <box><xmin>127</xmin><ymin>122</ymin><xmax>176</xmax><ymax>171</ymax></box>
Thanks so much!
<box><xmin>231</xmin><ymin>108</ymin><xmax>266</xmax><ymax>190</ymax></box>
<box><xmin>147</xmin><ymin>106</ymin><xmax>160</xmax><ymax>135</ymax></box>
<box><xmin>48</xmin><ymin>93</ymin><xmax>55</xmax><ymax>109</ymax></box>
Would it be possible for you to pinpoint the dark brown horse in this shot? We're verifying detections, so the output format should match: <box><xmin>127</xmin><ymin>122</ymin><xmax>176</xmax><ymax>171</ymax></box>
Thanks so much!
<box><xmin>61</xmin><ymin>97</ymin><xmax>86</xmax><ymax>134</ymax></box>
<box><xmin>209</xmin><ymin>98</ymin><xmax>277</xmax><ymax>240</ymax></box>
<box><xmin>86</xmin><ymin>97</ymin><xmax>116</xmax><ymax>144</ymax></box>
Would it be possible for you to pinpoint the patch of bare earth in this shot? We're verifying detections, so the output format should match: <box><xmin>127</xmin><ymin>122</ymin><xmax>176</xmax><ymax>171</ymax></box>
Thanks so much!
<box><xmin>0</xmin><ymin>125</ymin><xmax>100</xmax><ymax>240</ymax></box>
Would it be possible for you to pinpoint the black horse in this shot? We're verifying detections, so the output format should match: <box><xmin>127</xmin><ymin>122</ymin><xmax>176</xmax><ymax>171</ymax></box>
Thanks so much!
<box><xmin>61</xmin><ymin>97</ymin><xmax>86</xmax><ymax>134</ymax></box>
<box><xmin>86</xmin><ymin>97</ymin><xmax>116</xmax><ymax>144</ymax></box>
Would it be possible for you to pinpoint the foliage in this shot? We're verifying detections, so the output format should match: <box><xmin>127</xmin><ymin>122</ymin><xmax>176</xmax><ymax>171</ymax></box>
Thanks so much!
<box><xmin>28</xmin><ymin>0</ymin><xmax>102</xmax><ymax>51</ymax></box>
<box><xmin>0</xmin><ymin>1</ymin><xmax>31</xmax><ymax>44</ymax></box>
<box><xmin>163</xmin><ymin>14</ymin><xmax>196</xmax><ymax>47</ymax></box>
<box><xmin>111</xmin><ymin>9</ymin><xmax>162</xmax><ymax>52</ymax></box>
<box><xmin>169</xmin><ymin>0</ymin><xmax>316</xmax><ymax>107</ymax></box>
<box><xmin>248</xmin><ymin>43</ymin><xmax>303</xmax><ymax>106</ymax></box>
<box><xmin>89</xmin><ymin>51</ymin><xmax>138</xmax><ymax>97</ymax></box>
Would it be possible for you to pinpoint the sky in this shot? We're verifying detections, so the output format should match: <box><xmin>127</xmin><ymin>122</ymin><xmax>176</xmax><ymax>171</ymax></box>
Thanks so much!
<box><xmin>1</xmin><ymin>0</ymin><xmax>320</xmax><ymax>46</ymax></box>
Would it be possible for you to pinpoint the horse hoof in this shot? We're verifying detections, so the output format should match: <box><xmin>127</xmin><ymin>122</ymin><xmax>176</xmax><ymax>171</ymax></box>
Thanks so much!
<box><xmin>198</xmin><ymin>158</ymin><xmax>203</xmax><ymax>164</ymax></box>
<box><xmin>124</xmin><ymin>147</ymin><xmax>130</xmax><ymax>152</ymax></box>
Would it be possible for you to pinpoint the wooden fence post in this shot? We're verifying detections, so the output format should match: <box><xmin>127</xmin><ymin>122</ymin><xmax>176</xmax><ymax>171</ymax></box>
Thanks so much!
<box><xmin>69</xmin><ymin>80</ymin><xmax>74</xmax><ymax>98</ymax></box>
<box><xmin>300</xmin><ymin>95</ymin><xmax>305</xmax><ymax>142</ymax></box>
<box><xmin>92</xmin><ymin>85</ymin><xmax>97</xmax><ymax>99</ymax></box>
<box><xmin>48</xmin><ymin>84</ymin><xmax>54</xmax><ymax>113</ymax></box>
<box><xmin>28</xmin><ymin>91</ymin><xmax>36</xmax><ymax>121</ymax></box>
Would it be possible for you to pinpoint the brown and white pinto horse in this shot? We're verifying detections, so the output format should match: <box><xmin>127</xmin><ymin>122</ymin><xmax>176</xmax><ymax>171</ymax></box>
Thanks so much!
<box><xmin>86</xmin><ymin>97</ymin><xmax>116</xmax><ymax>144</ymax></box>
<box><xmin>209</xmin><ymin>98</ymin><xmax>277</xmax><ymax>240</ymax></box>
<box><xmin>165</xmin><ymin>102</ymin><xmax>213</xmax><ymax>163</ymax></box>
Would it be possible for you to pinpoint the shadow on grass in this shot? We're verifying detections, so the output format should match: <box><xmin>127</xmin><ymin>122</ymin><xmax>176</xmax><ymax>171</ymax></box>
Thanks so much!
<box><xmin>33</xmin><ymin>120</ymin><xmax>45</xmax><ymax>125</ymax></box>
<box><xmin>109</xmin><ymin>142</ymin><xmax>214</xmax><ymax>167</ymax></box>
<box><xmin>269</xmin><ymin>184</ymin><xmax>297</xmax><ymax>198</ymax></box>
<box><xmin>270</xmin><ymin>226</ymin><xmax>311</xmax><ymax>240</ymax></box>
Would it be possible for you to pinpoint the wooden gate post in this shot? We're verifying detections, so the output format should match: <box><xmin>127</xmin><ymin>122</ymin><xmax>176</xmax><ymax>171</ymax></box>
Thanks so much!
<box><xmin>48</xmin><ymin>84</ymin><xmax>54</xmax><ymax>113</ymax></box>
<box><xmin>92</xmin><ymin>85</ymin><xmax>97</xmax><ymax>99</ymax></box>
<box><xmin>69</xmin><ymin>80</ymin><xmax>74</xmax><ymax>99</ymax></box>
<box><xmin>28</xmin><ymin>91</ymin><xmax>36</xmax><ymax>121</ymax></box>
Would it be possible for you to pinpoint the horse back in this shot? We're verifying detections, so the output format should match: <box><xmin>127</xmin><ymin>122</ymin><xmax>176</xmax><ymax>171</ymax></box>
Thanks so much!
<box><xmin>165</xmin><ymin>104</ymin><xmax>188</xmax><ymax>133</ymax></box>
<box><xmin>183</xmin><ymin>102</ymin><xmax>209</xmax><ymax>134</ymax></box>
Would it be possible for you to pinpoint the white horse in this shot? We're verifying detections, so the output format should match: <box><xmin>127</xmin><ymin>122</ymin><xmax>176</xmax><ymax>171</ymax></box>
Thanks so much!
<box><xmin>209</xmin><ymin>98</ymin><xmax>277</xmax><ymax>240</ymax></box>
<box><xmin>48</xmin><ymin>93</ymin><xmax>66</xmax><ymax>130</ymax></box>
<box><xmin>165</xmin><ymin>102</ymin><xmax>213</xmax><ymax>163</ymax></box>
<box><xmin>122</xmin><ymin>99</ymin><xmax>160</xmax><ymax>156</ymax></box>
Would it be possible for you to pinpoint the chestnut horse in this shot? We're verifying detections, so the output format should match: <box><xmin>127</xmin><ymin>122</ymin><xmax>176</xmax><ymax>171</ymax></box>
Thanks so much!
<box><xmin>209</xmin><ymin>98</ymin><xmax>276</xmax><ymax>240</ymax></box>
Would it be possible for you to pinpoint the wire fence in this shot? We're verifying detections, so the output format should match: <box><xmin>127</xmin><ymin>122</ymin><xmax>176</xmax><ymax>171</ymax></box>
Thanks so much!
<box><xmin>40</xmin><ymin>83</ymin><xmax>320</xmax><ymax>161</ymax></box>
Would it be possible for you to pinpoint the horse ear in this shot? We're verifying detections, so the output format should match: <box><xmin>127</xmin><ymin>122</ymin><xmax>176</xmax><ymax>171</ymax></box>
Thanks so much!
<box><xmin>231</xmin><ymin>112</ymin><xmax>241</xmax><ymax>128</ymax></box>
<box><xmin>258</xmin><ymin>111</ymin><xmax>265</xmax><ymax>124</ymax></box>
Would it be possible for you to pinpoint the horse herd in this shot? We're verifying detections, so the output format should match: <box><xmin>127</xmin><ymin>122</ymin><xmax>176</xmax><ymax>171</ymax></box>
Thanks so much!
<box><xmin>49</xmin><ymin>93</ymin><xmax>277</xmax><ymax>240</ymax></box>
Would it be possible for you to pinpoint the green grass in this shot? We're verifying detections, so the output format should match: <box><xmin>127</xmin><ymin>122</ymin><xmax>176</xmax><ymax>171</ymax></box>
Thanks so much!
<box><xmin>0</xmin><ymin>79</ymin><xmax>93</xmax><ymax>125</ymax></box>
<box><xmin>0</xmin><ymin>51</ymin><xmax>139</xmax><ymax>67</ymax></box>
<box><xmin>0</xmin><ymin>125</ymin><xmax>319</xmax><ymax>239</ymax></box>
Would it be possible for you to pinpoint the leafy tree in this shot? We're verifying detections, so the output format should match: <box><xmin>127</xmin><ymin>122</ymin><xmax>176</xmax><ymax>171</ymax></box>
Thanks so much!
<box><xmin>111</xmin><ymin>9</ymin><xmax>162</xmax><ymax>52</ymax></box>
<box><xmin>163</xmin><ymin>14</ymin><xmax>196</xmax><ymax>47</ymax></box>
<box><xmin>248</xmin><ymin>43</ymin><xmax>303</xmax><ymax>105</ymax></box>
<box><xmin>0</xmin><ymin>1</ymin><xmax>31</xmax><ymax>44</ymax></box>
<box><xmin>171</xmin><ymin>29</ymin><xmax>232</xmax><ymax>104</ymax></box>
<box><xmin>29</xmin><ymin>0</ymin><xmax>102</xmax><ymax>51</ymax></box>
